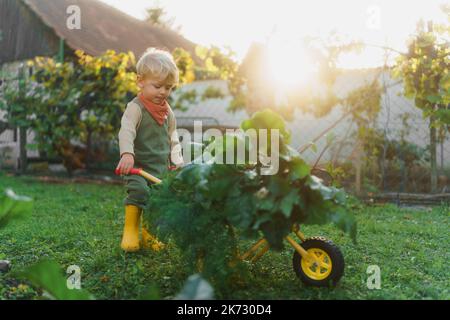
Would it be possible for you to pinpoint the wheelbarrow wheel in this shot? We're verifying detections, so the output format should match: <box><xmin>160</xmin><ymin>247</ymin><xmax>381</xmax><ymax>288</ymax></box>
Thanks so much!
<box><xmin>292</xmin><ymin>237</ymin><xmax>344</xmax><ymax>287</ymax></box>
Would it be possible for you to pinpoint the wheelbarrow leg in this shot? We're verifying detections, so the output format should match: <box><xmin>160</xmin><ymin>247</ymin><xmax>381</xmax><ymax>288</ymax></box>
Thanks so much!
<box><xmin>292</xmin><ymin>224</ymin><xmax>306</xmax><ymax>242</ymax></box>
<box><xmin>250</xmin><ymin>243</ymin><xmax>270</xmax><ymax>263</ymax></box>
<box><xmin>240</xmin><ymin>238</ymin><xmax>268</xmax><ymax>261</ymax></box>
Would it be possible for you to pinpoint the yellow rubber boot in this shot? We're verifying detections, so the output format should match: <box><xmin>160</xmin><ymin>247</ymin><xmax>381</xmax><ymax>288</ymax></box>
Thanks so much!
<box><xmin>141</xmin><ymin>221</ymin><xmax>165</xmax><ymax>252</ymax></box>
<box><xmin>120</xmin><ymin>205</ymin><xmax>141</xmax><ymax>252</ymax></box>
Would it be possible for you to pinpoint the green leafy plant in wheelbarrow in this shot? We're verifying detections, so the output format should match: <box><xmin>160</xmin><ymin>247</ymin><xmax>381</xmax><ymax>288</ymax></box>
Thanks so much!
<box><xmin>120</xmin><ymin>109</ymin><xmax>356</xmax><ymax>292</ymax></box>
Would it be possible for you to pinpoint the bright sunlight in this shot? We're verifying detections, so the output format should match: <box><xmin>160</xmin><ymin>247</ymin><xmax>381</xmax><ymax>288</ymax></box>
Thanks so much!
<box><xmin>267</xmin><ymin>38</ymin><xmax>318</xmax><ymax>89</ymax></box>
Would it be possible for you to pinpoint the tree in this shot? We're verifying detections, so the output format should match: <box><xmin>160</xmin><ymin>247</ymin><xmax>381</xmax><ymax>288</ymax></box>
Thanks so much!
<box><xmin>145</xmin><ymin>3</ymin><xmax>182</xmax><ymax>34</ymax></box>
<box><xmin>0</xmin><ymin>50</ymin><xmax>139</xmax><ymax>175</ymax></box>
<box><xmin>35</xmin><ymin>50</ymin><xmax>138</xmax><ymax>175</ymax></box>
<box><xmin>235</xmin><ymin>35</ymin><xmax>364</xmax><ymax>120</ymax></box>
<box><xmin>0</xmin><ymin>47</ymin><xmax>231</xmax><ymax>175</ymax></box>
<box><xmin>0</xmin><ymin>65</ymin><xmax>37</xmax><ymax>173</ymax></box>
<box><xmin>392</xmin><ymin>18</ymin><xmax>450</xmax><ymax>192</ymax></box>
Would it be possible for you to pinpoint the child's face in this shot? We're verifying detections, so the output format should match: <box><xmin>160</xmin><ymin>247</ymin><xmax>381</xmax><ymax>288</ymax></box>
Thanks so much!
<box><xmin>138</xmin><ymin>75</ymin><xmax>174</xmax><ymax>105</ymax></box>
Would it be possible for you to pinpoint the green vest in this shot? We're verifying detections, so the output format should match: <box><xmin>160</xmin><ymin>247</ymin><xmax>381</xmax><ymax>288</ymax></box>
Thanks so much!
<box><xmin>132</xmin><ymin>97</ymin><xmax>172</xmax><ymax>177</ymax></box>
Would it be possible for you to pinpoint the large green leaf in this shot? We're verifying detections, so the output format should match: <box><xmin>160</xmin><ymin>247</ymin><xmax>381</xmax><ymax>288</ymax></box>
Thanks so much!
<box><xmin>331</xmin><ymin>209</ymin><xmax>357</xmax><ymax>243</ymax></box>
<box><xmin>289</xmin><ymin>157</ymin><xmax>311</xmax><ymax>181</ymax></box>
<box><xmin>240</xmin><ymin>109</ymin><xmax>291</xmax><ymax>144</ymax></box>
<box><xmin>18</xmin><ymin>260</ymin><xmax>94</xmax><ymax>300</ymax></box>
<box><xmin>0</xmin><ymin>189</ymin><xmax>33</xmax><ymax>229</ymax></box>
<box><xmin>175</xmin><ymin>274</ymin><xmax>214</xmax><ymax>300</ymax></box>
<box><xmin>279</xmin><ymin>189</ymin><xmax>299</xmax><ymax>218</ymax></box>
<box><xmin>435</xmin><ymin>109</ymin><xmax>450</xmax><ymax>124</ymax></box>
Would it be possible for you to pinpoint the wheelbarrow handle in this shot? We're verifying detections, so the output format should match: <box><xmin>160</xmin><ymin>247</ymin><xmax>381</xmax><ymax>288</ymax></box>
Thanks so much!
<box><xmin>115</xmin><ymin>168</ymin><xmax>162</xmax><ymax>184</ymax></box>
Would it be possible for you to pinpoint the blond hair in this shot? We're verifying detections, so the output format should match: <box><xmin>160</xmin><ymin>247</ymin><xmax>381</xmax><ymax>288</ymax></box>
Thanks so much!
<box><xmin>136</xmin><ymin>48</ymin><xmax>179</xmax><ymax>85</ymax></box>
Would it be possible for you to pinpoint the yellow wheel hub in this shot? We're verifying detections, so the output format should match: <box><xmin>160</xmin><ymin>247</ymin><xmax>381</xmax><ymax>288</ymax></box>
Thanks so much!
<box><xmin>300</xmin><ymin>248</ymin><xmax>332</xmax><ymax>280</ymax></box>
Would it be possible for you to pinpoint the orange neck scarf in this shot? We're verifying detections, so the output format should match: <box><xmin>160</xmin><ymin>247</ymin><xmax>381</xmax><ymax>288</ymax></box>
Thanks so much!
<box><xmin>138</xmin><ymin>93</ymin><xmax>169</xmax><ymax>126</ymax></box>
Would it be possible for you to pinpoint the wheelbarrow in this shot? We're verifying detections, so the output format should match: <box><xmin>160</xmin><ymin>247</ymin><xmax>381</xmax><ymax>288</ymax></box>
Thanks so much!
<box><xmin>115</xmin><ymin>167</ymin><xmax>345</xmax><ymax>287</ymax></box>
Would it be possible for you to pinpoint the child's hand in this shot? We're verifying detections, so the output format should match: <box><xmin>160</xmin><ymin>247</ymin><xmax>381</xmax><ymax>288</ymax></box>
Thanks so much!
<box><xmin>116</xmin><ymin>153</ymin><xmax>134</xmax><ymax>175</ymax></box>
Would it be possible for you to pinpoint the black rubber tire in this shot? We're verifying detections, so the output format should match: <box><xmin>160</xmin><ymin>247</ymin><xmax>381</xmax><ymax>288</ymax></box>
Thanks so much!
<box><xmin>292</xmin><ymin>237</ymin><xmax>344</xmax><ymax>287</ymax></box>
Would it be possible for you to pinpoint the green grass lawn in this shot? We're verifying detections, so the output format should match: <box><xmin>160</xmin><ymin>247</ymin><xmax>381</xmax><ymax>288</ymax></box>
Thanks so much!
<box><xmin>1</xmin><ymin>173</ymin><xmax>449</xmax><ymax>300</ymax></box>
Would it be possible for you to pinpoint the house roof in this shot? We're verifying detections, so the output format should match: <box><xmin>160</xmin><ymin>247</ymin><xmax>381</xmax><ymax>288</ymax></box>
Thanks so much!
<box><xmin>22</xmin><ymin>0</ymin><xmax>198</xmax><ymax>58</ymax></box>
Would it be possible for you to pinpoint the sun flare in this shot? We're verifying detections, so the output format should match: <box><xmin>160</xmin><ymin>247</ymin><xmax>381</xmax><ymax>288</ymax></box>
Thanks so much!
<box><xmin>267</xmin><ymin>39</ymin><xmax>318</xmax><ymax>90</ymax></box>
